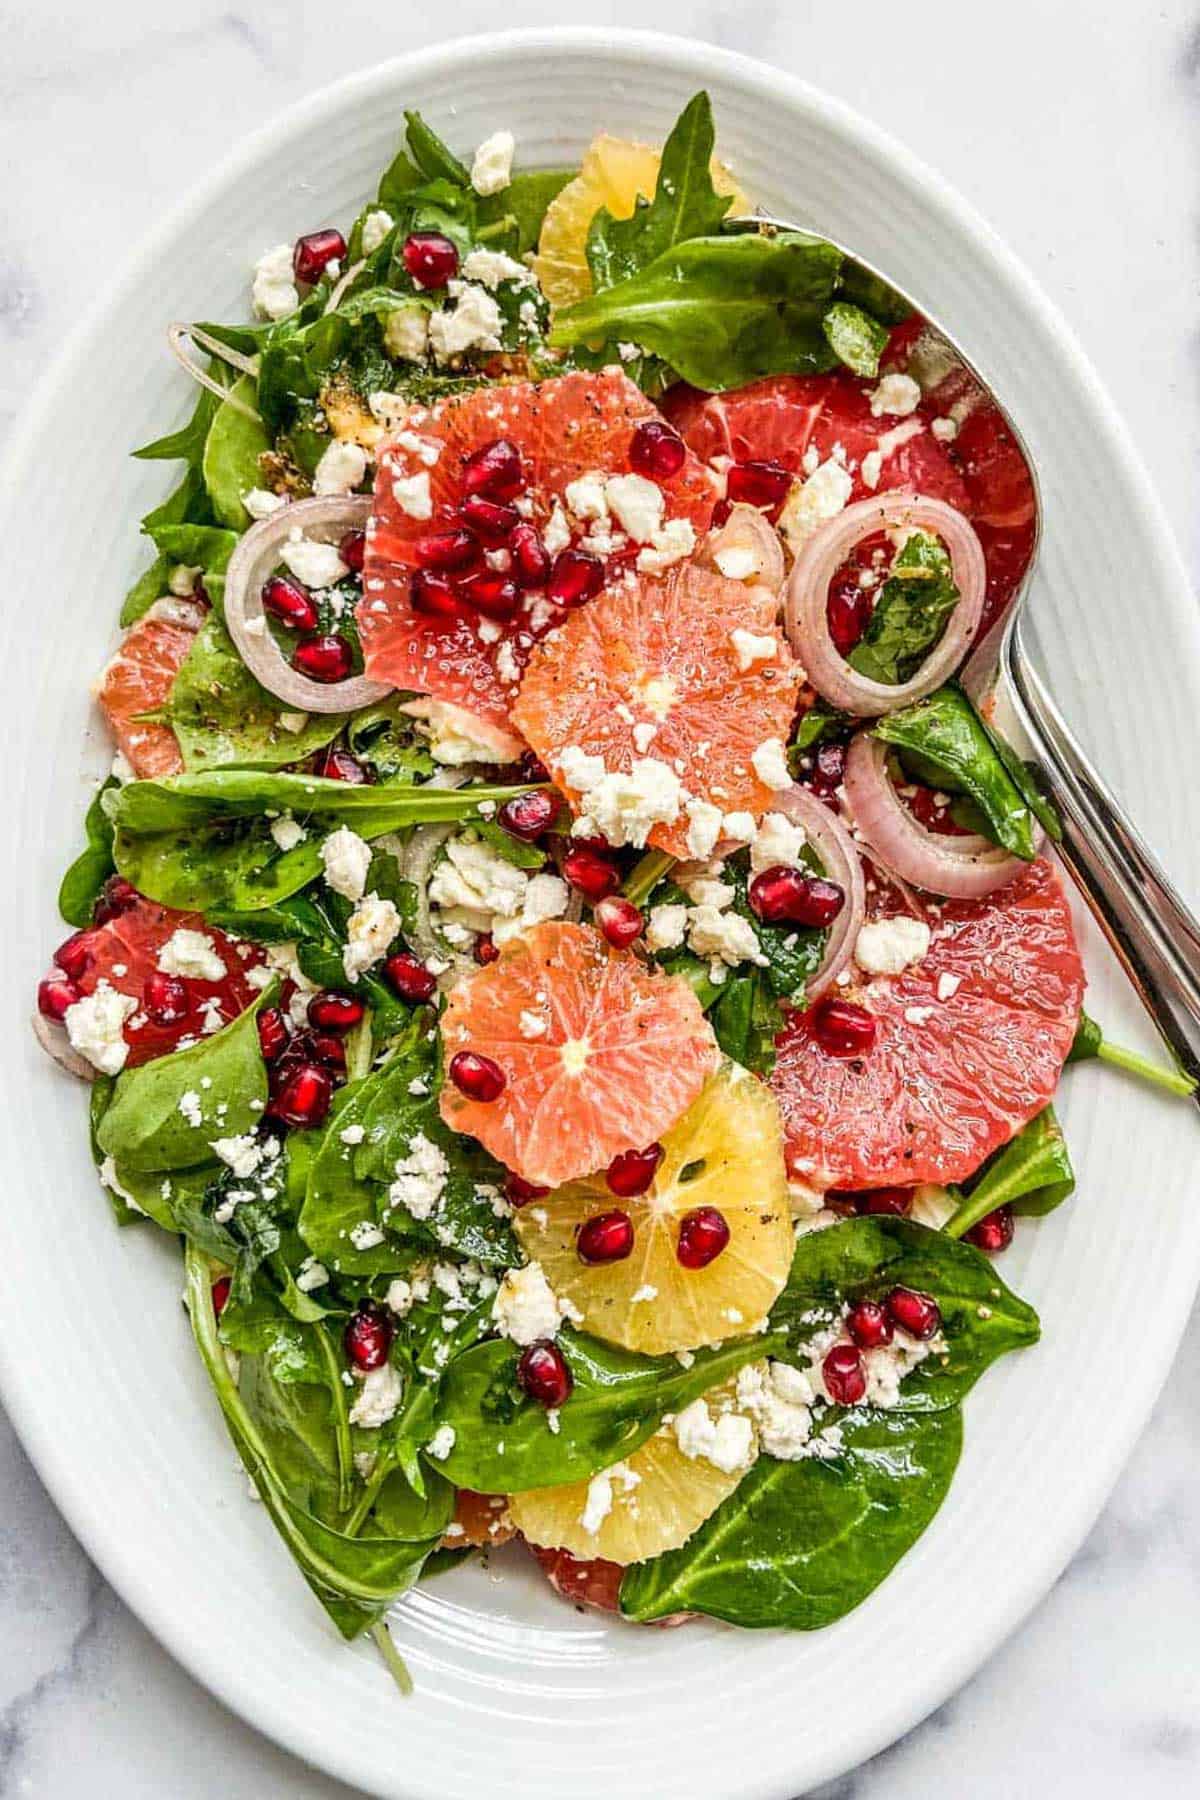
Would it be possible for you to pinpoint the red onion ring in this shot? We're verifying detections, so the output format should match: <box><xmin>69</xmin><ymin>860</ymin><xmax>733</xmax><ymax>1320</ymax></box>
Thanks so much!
<box><xmin>31</xmin><ymin>1012</ymin><xmax>96</xmax><ymax>1082</ymax></box>
<box><xmin>167</xmin><ymin>323</ymin><xmax>260</xmax><ymax>414</ymax></box>
<box><xmin>766</xmin><ymin>783</ymin><xmax>866</xmax><ymax>999</ymax></box>
<box><xmin>844</xmin><ymin>734</ymin><xmax>1038</xmax><ymax>898</ymax></box>
<box><xmin>223</xmin><ymin>496</ymin><xmax>391</xmax><ymax>713</ymax></box>
<box><xmin>785</xmin><ymin>494</ymin><xmax>986</xmax><ymax>715</ymax></box>
<box><xmin>702</xmin><ymin>503</ymin><xmax>785</xmax><ymax>593</ymax></box>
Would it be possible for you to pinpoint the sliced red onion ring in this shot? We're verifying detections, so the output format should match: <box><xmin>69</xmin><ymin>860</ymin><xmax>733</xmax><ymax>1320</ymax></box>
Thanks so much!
<box><xmin>31</xmin><ymin>1012</ymin><xmax>95</xmax><ymax>1082</ymax></box>
<box><xmin>223</xmin><ymin>495</ymin><xmax>392</xmax><ymax>713</ymax></box>
<box><xmin>324</xmin><ymin>259</ymin><xmax>367</xmax><ymax>315</ymax></box>
<box><xmin>766</xmin><ymin>783</ymin><xmax>866</xmax><ymax>999</ymax></box>
<box><xmin>703</xmin><ymin>503</ymin><xmax>785</xmax><ymax>593</ymax></box>
<box><xmin>785</xmin><ymin>494</ymin><xmax>986</xmax><ymax>715</ymax></box>
<box><xmin>844</xmin><ymin>734</ymin><xmax>1038</xmax><ymax>899</ymax></box>
<box><xmin>167</xmin><ymin>323</ymin><xmax>260</xmax><ymax>413</ymax></box>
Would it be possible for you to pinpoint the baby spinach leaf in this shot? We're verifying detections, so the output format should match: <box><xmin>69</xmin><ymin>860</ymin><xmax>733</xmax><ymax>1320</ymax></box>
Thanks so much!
<box><xmin>822</xmin><ymin>301</ymin><xmax>890</xmax><ymax>377</ymax></box>
<box><xmin>872</xmin><ymin>684</ymin><xmax>1042</xmax><ymax>861</ymax></box>
<box><xmin>620</xmin><ymin>1405</ymin><xmax>962</xmax><ymax>1629</ymax></box>
<box><xmin>847</xmin><ymin>531</ymin><xmax>960</xmax><ymax>687</ymax></box>
<box><xmin>201</xmin><ymin>376</ymin><xmax>271</xmax><ymax>531</ymax></box>
<box><xmin>58</xmin><ymin>778</ymin><xmax>117</xmax><ymax>926</ymax></box>
<box><xmin>96</xmin><ymin>985</ymin><xmax>275</xmax><ymax>1171</ymax></box>
<box><xmin>165</xmin><ymin>614</ymin><xmax>344</xmax><ymax>771</ymax></box>
<box><xmin>134</xmin><ymin>386</ymin><xmax>219</xmax><ymax>468</ymax></box>
<box><xmin>586</xmin><ymin>92</ymin><xmax>732</xmax><ymax>291</ymax></box>
<box><xmin>479</xmin><ymin>170</ymin><xmax>572</xmax><ymax>255</ymax></box>
<box><xmin>298</xmin><ymin>1081</ymin><xmax>414</xmax><ymax>1279</ymax></box>
<box><xmin>839</xmin><ymin>260</ymin><xmax>913</xmax><ymax>327</ymax></box>
<box><xmin>946</xmin><ymin>1108</ymin><xmax>1075</xmax><ymax>1235</ymax></box>
<box><xmin>770</xmin><ymin>1217</ymin><xmax>1039</xmax><ymax>1412</ymax></box>
<box><xmin>708</xmin><ymin>968</ymin><xmax>783</xmax><ymax>1076</ymax></box>
<box><xmin>120</xmin><ymin>554</ymin><xmax>173</xmax><ymax>627</ymax></box>
<box><xmin>145</xmin><ymin>523</ymin><xmax>239</xmax><ymax>615</ymax></box>
<box><xmin>434</xmin><ymin>1326</ymin><xmax>784</xmax><ymax>1494</ymax></box>
<box><xmin>344</xmin><ymin>700</ymin><xmax>435</xmax><ymax>783</ymax></box>
<box><xmin>403</xmin><ymin>110</ymin><xmax>470</xmax><ymax>187</ymax></box>
<box><xmin>549</xmin><ymin>232</ymin><xmax>844</xmax><ymax>392</ymax></box>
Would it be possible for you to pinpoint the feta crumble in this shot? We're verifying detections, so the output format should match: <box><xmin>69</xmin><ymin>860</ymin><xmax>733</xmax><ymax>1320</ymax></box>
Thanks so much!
<box><xmin>869</xmin><ymin>372</ymin><xmax>922</xmax><ymax>417</ymax></box>
<box><xmin>314</xmin><ymin>439</ymin><xmax>368</xmax><ymax>497</ymax></box>
<box><xmin>63</xmin><ymin>980</ymin><xmax>137</xmax><ymax>1076</ymax></box>
<box><xmin>854</xmin><ymin>915</ymin><xmax>931</xmax><ymax>976</ymax></box>
<box><xmin>388</xmin><ymin>1132</ymin><xmax>450</xmax><ymax>1223</ymax></box>
<box><xmin>426</xmin><ymin>1425</ymin><xmax>457</xmax><ymax>1461</ymax></box>
<box><xmin>429</xmin><ymin>282</ymin><xmax>504</xmax><ymax>363</ymax></box>
<box><xmin>751</xmin><ymin>737</ymin><xmax>792</xmax><ymax>791</ymax></box>
<box><xmin>392</xmin><ymin>469</ymin><xmax>433</xmax><ymax>519</ymax></box>
<box><xmin>729</xmin><ymin>627</ymin><xmax>777</xmax><ymax>672</ymax></box>
<box><xmin>280</xmin><ymin>532</ymin><xmax>348</xmax><ymax>589</ymax></box>
<box><xmin>342</xmin><ymin>894</ymin><xmax>401</xmax><ymax>981</ymax></box>
<box><xmin>320</xmin><ymin>826</ymin><xmax>373</xmax><ymax>902</ymax></box>
<box><xmin>360</xmin><ymin>207</ymin><xmax>394</xmax><ymax>255</ymax></box>
<box><xmin>470</xmin><ymin>129</ymin><xmax>515</xmax><ymax>196</ymax></box>
<box><xmin>157</xmin><ymin>928</ymin><xmax>227</xmax><ymax>982</ymax></box>
<box><xmin>349</xmin><ymin>1361</ymin><xmax>403</xmax><ymax>1428</ymax></box>
<box><xmin>251</xmin><ymin>243</ymin><xmax>299</xmax><ymax>321</ymax></box>
<box><xmin>269</xmin><ymin>814</ymin><xmax>306</xmax><ymax>853</ymax></box>
<box><xmin>778</xmin><ymin>458</ymin><xmax>854</xmax><ymax>553</ymax></box>
<box><xmin>493</xmin><ymin>1261</ymin><xmax>567</xmax><ymax>1346</ymax></box>
<box><xmin>672</xmin><ymin>1397</ymin><xmax>756</xmax><ymax>1474</ymax></box>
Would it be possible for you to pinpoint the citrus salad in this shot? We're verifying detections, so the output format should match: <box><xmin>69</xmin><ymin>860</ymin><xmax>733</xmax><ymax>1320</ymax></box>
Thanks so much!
<box><xmin>35</xmin><ymin>94</ymin><xmax>1193</xmax><ymax>1666</ymax></box>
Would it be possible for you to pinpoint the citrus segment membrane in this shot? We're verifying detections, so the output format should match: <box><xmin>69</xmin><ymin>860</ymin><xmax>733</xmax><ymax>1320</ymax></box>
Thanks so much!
<box><xmin>514</xmin><ymin>1064</ymin><xmax>792</xmax><ymax>1354</ymax></box>
<box><xmin>438</xmin><ymin>921</ymin><xmax>719</xmax><ymax>1188</ymax></box>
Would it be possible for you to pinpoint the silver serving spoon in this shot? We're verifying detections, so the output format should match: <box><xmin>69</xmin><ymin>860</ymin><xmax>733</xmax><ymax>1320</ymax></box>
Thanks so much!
<box><xmin>724</xmin><ymin>213</ymin><xmax>1200</xmax><ymax>1092</ymax></box>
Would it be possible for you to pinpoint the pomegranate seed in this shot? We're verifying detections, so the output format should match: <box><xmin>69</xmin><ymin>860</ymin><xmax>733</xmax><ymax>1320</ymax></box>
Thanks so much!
<box><xmin>410</xmin><ymin>570</ymin><xmax>464</xmax><ymax>619</ymax></box>
<box><xmin>268</xmin><ymin>1063</ymin><xmax>333</xmax><ymax>1128</ymax></box>
<box><xmin>822</xmin><ymin>1343</ymin><xmax>867</xmax><ymax>1405</ymax></box>
<box><xmin>414</xmin><ymin>528</ymin><xmax>478</xmax><ymax>572</ymax></box>
<box><xmin>510</xmin><ymin>521</ymin><xmax>550</xmax><ymax>588</ymax></box>
<box><xmin>906</xmin><ymin>786</ymin><xmax>969</xmax><ymax>837</ymax></box>
<box><xmin>811</xmin><ymin>998</ymin><xmax>878</xmax><ymax>1058</ymax></box>
<box><xmin>460</xmin><ymin>494</ymin><xmax>519</xmax><ymax>544</ymax></box>
<box><xmin>458</xmin><ymin>570</ymin><xmax>519</xmax><ymax>620</ymax></box>
<box><xmin>307</xmin><ymin>1030</ymin><xmax>347</xmax><ymax>1071</ymax></box>
<box><xmin>292</xmin><ymin>633</ymin><xmax>353</xmax><ymax>682</ymax></box>
<box><xmin>344</xmin><ymin>1304</ymin><xmax>394</xmax><ymax>1371</ymax></box>
<box><xmin>577</xmin><ymin>1209</ymin><xmax>635</xmax><ymax>1264</ymax></box>
<box><xmin>313</xmin><ymin>747</ymin><xmax>373</xmax><ymax>784</ymax></box>
<box><xmin>402</xmin><ymin>231</ymin><xmax>459</xmax><ymax>289</ymax></box>
<box><xmin>462</xmin><ymin>437</ymin><xmax>524</xmax><ymax>500</ymax></box>
<box><xmin>827</xmin><ymin>570</ymin><xmax>872</xmax><ymax>657</ymax></box>
<box><xmin>548</xmin><ymin>549</ymin><xmax>604</xmax><ymax>609</ymax></box>
<box><xmin>505</xmin><ymin>1172</ymin><xmax>550</xmax><ymax>1207</ymax></box>
<box><xmin>885</xmin><ymin>1286</ymin><xmax>942</xmax><ymax>1339</ymax></box>
<box><xmin>606</xmin><ymin>1143</ymin><xmax>662</xmax><ymax>1197</ymax></box>
<box><xmin>53</xmin><ymin>931</ymin><xmax>92</xmax><ymax>981</ymax></box>
<box><xmin>594</xmin><ymin>895</ymin><xmax>643</xmax><ymax>949</ymax></box>
<box><xmin>561</xmin><ymin>844</ymin><xmax>621</xmax><ymax>902</ymax></box>
<box><xmin>748</xmin><ymin>867</ymin><xmax>846</xmax><ymax>928</ymax></box>
<box><xmin>845</xmin><ymin>1299</ymin><xmax>893</xmax><ymax>1349</ymax></box>
<box><xmin>497</xmin><ymin>789</ymin><xmax>562</xmax><ymax>842</ymax></box>
<box><xmin>37</xmin><ymin>975</ymin><xmax>79</xmax><ymax>1021</ymax></box>
<box><xmin>93</xmin><ymin>875</ymin><xmax>138</xmax><ymax>924</ymax></box>
<box><xmin>307</xmin><ymin>991</ymin><xmax>366</xmax><ymax>1032</ymax></box>
<box><xmin>256</xmin><ymin>1006</ymin><xmax>289</xmax><ymax>1062</ymax></box>
<box><xmin>448</xmin><ymin>1049</ymin><xmax>506</xmax><ymax>1102</ymax></box>
<box><xmin>519</xmin><ymin>751</ymin><xmax>551</xmax><ymax>783</ymax></box>
<box><xmin>384</xmin><ymin>952</ymin><xmax>437</xmax><ymax>1004</ymax></box>
<box><xmin>859</xmin><ymin>1186</ymin><xmax>912</xmax><ymax>1217</ymax></box>
<box><xmin>965</xmin><ymin>1205</ymin><xmax>1015</xmax><ymax>1254</ymax></box>
<box><xmin>710</xmin><ymin>497</ymin><xmax>733</xmax><ymax>529</ymax></box>
<box><xmin>293</xmin><ymin>228</ymin><xmax>347</xmax><ymax>285</ymax></box>
<box><xmin>676</xmin><ymin>1205</ymin><xmax>731</xmax><ymax>1270</ymax></box>
<box><xmin>262</xmin><ymin>575</ymin><xmax>320</xmax><ymax>632</ymax></box>
<box><xmin>339</xmin><ymin>529</ymin><xmax>366</xmax><ymax>573</ymax></box>
<box><xmin>629</xmin><ymin>419</ymin><xmax>686</xmax><ymax>480</ymax></box>
<box><xmin>143</xmin><ymin>969</ymin><xmax>189</xmax><ymax>1025</ymax></box>
<box><xmin>474</xmin><ymin>933</ymin><xmax>500</xmax><ymax>965</ymax></box>
<box><xmin>811</xmin><ymin>740</ymin><xmax>847</xmax><ymax>798</ymax></box>
<box><xmin>212</xmin><ymin>1275</ymin><xmax>232</xmax><ymax>1316</ymax></box>
<box><xmin>727</xmin><ymin>459</ymin><xmax>791</xmax><ymax>509</ymax></box>
<box><xmin>517</xmin><ymin>1340</ymin><xmax>574</xmax><ymax>1406</ymax></box>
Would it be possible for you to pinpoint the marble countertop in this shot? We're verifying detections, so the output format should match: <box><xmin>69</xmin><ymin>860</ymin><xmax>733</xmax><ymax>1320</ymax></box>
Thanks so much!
<box><xmin>3</xmin><ymin>1</ymin><xmax>1199</xmax><ymax>1794</ymax></box>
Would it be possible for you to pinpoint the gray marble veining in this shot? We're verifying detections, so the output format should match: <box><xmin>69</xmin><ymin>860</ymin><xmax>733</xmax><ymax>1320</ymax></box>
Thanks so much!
<box><xmin>1</xmin><ymin>0</ymin><xmax>1198</xmax><ymax>1793</ymax></box>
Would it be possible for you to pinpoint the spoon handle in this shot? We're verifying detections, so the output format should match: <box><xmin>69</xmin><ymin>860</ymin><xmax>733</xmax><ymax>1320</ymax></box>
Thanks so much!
<box><xmin>1003</xmin><ymin>615</ymin><xmax>1200</xmax><ymax>1093</ymax></box>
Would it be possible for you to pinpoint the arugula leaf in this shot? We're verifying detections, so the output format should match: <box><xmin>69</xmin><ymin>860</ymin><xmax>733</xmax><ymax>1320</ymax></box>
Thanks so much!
<box><xmin>479</xmin><ymin>170</ymin><xmax>572</xmax><ymax>255</ymax></box>
<box><xmin>586</xmin><ymin>92</ymin><xmax>732</xmax><ymax>290</ymax></box>
<box><xmin>872</xmin><ymin>684</ymin><xmax>1043</xmax><ymax>861</ymax></box>
<box><xmin>96</xmin><ymin>985</ymin><xmax>275</xmax><ymax>1171</ymax></box>
<box><xmin>822</xmin><ymin>301</ymin><xmax>890</xmax><ymax>377</ymax></box>
<box><xmin>620</xmin><ymin>1407</ymin><xmax>961</xmax><ymax>1628</ymax></box>
<box><xmin>848</xmin><ymin>530</ymin><xmax>960</xmax><ymax>686</ymax></box>
<box><xmin>945</xmin><ymin>1109</ymin><xmax>1074</xmax><ymax>1237</ymax></box>
<box><xmin>166</xmin><ymin>614</ymin><xmax>344</xmax><ymax>772</ymax></box>
<box><xmin>550</xmin><ymin>232</ymin><xmax>844</xmax><ymax>392</ymax></box>
<box><xmin>58</xmin><ymin>778</ymin><xmax>117</xmax><ymax>926</ymax></box>
<box><xmin>201</xmin><ymin>376</ymin><xmax>271</xmax><ymax>530</ymax></box>
<box><xmin>133</xmin><ymin>386</ymin><xmax>219</xmax><ymax>467</ymax></box>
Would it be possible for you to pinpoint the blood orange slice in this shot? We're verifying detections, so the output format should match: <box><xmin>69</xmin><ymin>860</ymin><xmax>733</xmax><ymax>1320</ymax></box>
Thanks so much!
<box><xmin>73</xmin><ymin>898</ymin><xmax>265</xmax><ymax>1067</ymax></box>
<box><xmin>510</xmin><ymin>564</ymin><xmax>801</xmax><ymax>857</ymax></box>
<box><xmin>526</xmin><ymin>1543</ymin><xmax>695</xmax><ymax>1626</ymax></box>
<box><xmin>771</xmin><ymin>858</ymin><xmax>1084</xmax><ymax>1190</ymax></box>
<box><xmin>359</xmin><ymin>370</ymin><xmax>718</xmax><ymax>732</ymax></box>
<box><xmin>438</xmin><ymin>921</ymin><xmax>718</xmax><ymax>1188</ymax></box>
<box><xmin>96</xmin><ymin>606</ymin><xmax>201</xmax><ymax>778</ymax></box>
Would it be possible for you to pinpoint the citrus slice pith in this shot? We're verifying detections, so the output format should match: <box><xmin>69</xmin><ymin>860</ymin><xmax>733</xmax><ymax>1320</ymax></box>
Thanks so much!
<box><xmin>510</xmin><ymin>563</ymin><xmax>801</xmax><ymax>857</ymax></box>
<box><xmin>439</xmin><ymin>920</ymin><xmax>719</xmax><ymax>1189</ymax></box>
<box><xmin>97</xmin><ymin>609</ymin><xmax>199</xmax><ymax>777</ymax></box>
<box><xmin>360</xmin><ymin>369</ymin><xmax>718</xmax><ymax>732</ymax></box>
<box><xmin>510</xmin><ymin>1377</ymin><xmax>754</xmax><ymax>1564</ymax></box>
<box><xmin>532</xmin><ymin>133</ymin><xmax>747</xmax><ymax>310</ymax></box>
<box><xmin>514</xmin><ymin>1064</ymin><xmax>792</xmax><ymax>1354</ymax></box>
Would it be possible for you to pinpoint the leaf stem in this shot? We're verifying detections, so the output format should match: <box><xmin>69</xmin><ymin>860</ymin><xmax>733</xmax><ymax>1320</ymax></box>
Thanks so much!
<box><xmin>370</xmin><ymin>1621</ymin><xmax>413</xmax><ymax>1697</ymax></box>
<box><xmin>622</xmin><ymin>849</ymin><xmax>675</xmax><ymax>908</ymax></box>
<box><xmin>1094</xmin><ymin>1037</ymin><xmax>1196</xmax><ymax>1098</ymax></box>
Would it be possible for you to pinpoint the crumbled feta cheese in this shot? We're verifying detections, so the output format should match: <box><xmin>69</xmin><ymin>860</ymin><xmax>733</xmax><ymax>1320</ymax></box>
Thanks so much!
<box><xmin>392</xmin><ymin>469</ymin><xmax>433</xmax><ymax>519</ymax></box>
<box><xmin>564</xmin><ymin>472</ymin><xmax>610</xmax><ymax>523</ymax></box>
<box><xmin>672</xmin><ymin>1398</ymin><xmax>756</xmax><ymax>1474</ymax></box>
<box><xmin>280</xmin><ymin>532</ymin><xmax>348</xmax><ymax>588</ymax></box>
<box><xmin>604</xmin><ymin>473</ymin><xmax>665</xmax><ymax>543</ymax></box>
<box><xmin>556</xmin><ymin>745</ymin><xmax>606</xmax><ymax>793</ymax></box>
<box><xmin>157</xmin><ymin>928</ymin><xmax>227</xmax><ymax>982</ymax></box>
<box><xmin>63</xmin><ymin>980</ymin><xmax>136</xmax><ymax>1076</ymax></box>
<box><xmin>684</xmin><ymin>796</ymin><xmax>724</xmax><ymax>859</ymax></box>
<box><xmin>734</xmin><ymin>1361</ymin><xmax>818</xmax><ymax>1460</ymax></box>
<box><xmin>931</xmin><ymin>415</ymin><xmax>958</xmax><ymax>443</ymax></box>
<box><xmin>177</xmin><ymin>1089</ymin><xmax>203</xmax><ymax>1128</ymax></box>
<box><xmin>687</xmin><ymin>906</ymin><xmax>766</xmax><ymax>969</ymax></box>
<box><xmin>349</xmin><ymin>1220</ymin><xmax>385</xmax><ymax>1250</ymax></box>
<box><xmin>210</xmin><ymin>1135</ymin><xmax>263</xmax><ymax>1178</ymax></box>
<box><xmin>751</xmin><ymin>737</ymin><xmax>792</xmax><ymax>791</ymax></box>
<box><xmin>729</xmin><ymin>628</ymin><xmax>777</xmax><ymax>673</ymax></box>
<box><xmin>429</xmin><ymin>282</ymin><xmax>504</xmax><ymax>362</ymax></box>
<box><xmin>296</xmin><ymin>1256</ymin><xmax>330</xmax><ymax>1293</ymax></box>
<box><xmin>168</xmin><ymin>562</ymin><xmax>202</xmax><ymax>597</ymax></box>
<box><xmin>492</xmin><ymin>872</ymin><xmax>570</xmax><ymax>946</ymax></box>
<box><xmin>349</xmin><ymin>1361</ymin><xmax>404</xmax><ymax>1428</ymax></box>
<box><xmin>854</xmin><ymin>915</ymin><xmax>931</xmax><ymax>976</ymax></box>
<box><xmin>721</xmin><ymin>810</ymin><xmax>756</xmax><ymax>844</ymax></box>
<box><xmin>630</xmin><ymin>1284</ymin><xmax>658</xmax><ymax>1303</ymax></box>
<box><xmin>580</xmin><ymin>1460</ymin><xmax>640</xmax><ymax>1534</ymax></box>
<box><xmin>251</xmin><ymin>243</ymin><xmax>299</xmax><ymax>321</ymax></box>
<box><xmin>320</xmin><ymin>827</ymin><xmax>373</xmax><ymax>902</ymax></box>
<box><xmin>870</xmin><ymin>372</ymin><xmax>922</xmax><ymax>417</ymax></box>
<box><xmin>314</xmin><ymin>438</ymin><xmax>368</xmax><ymax>496</ymax></box>
<box><xmin>542</xmin><ymin>502</ymin><xmax>571</xmax><ymax>557</ymax></box>
<box><xmin>750</xmin><ymin>810</ymin><xmax>806</xmax><ymax>874</ymax></box>
<box><xmin>278</xmin><ymin>711</ymin><xmax>308</xmax><ymax>734</ymax></box>
<box><xmin>385</xmin><ymin>1277</ymin><xmax>415</xmax><ymax>1315</ymax></box>
<box><xmin>936</xmin><ymin>972</ymin><xmax>961</xmax><ymax>1001</ymax></box>
<box><xmin>343</xmin><ymin>893</ymin><xmax>401</xmax><ymax>980</ymax></box>
<box><xmin>470</xmin><ymin>129</ymin><xmax>515</xmax><ymax>196</ymax></box>
<box><xmin>518</xmin><ymin>1008</ymin><xmax>548</xmax><ymax>1040</ymax></box>
<box><xmin>430</xmin><ymin>835</ymin><xmax>529</xmax><ymax>923</ymax></box>
<box><xmin>360</xmin><ymin>207</ymin><xmax>394</xmax><ymax>255</ymax></box>
<box><xmin>461</xmin><ymin>247</ymin><xmax>533</xmax><ymax>289</ymax></box>
<box><xmin>778</xmin><ymin>458</ymin><xmax>854</xmax><ymax>552</ymax></box>
<box><xmin>427</xmin><ymin>1424</ymin><xmax>456</xmax><ymax>1461</ymax></box>
<box><xmin>860</xmin><ymin>450</ymin><xmax>883</xmax><ymax>490</ymax></box>
<box><xmin>644</xmin><ymin>901</ymin><xmax>687</xmax><ymax>956</ymax></box>
<box><xmin>493</xmin><ymin>1260</ymin><xmax>567</xmax><ymax>1345</ymax></box>
<box><xmin>388</xmin><ymin>1132</ymin><xmax>450</xmax><ymax>1222</ymax></box>
<box><xmin>636</xmin><ymin>517</ymin><xmax>696</xmax><ymax>574</ymax></box>
<box><xmin>269</xmin><ymin>814</ymin><xmax>306</xmax><ymax>853</ymax></box>
<box><xmin>383</xmin><ymin>302</ymin><xmax>430</xmax><ymax>362</ymax></box>
<box><xmin>573</xmin><ymin>757</ymin><xmax>683</xmax><ymax>849</ymax></box>
<box><xmin>423</xmin><ymin>704</ymin><xmax>505</xmax><ymax>766</ymax></box>
<box><xmin>714</xmin><ymin>542</ymin><xmax>759</xmax><ymax>581</ymax></box>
